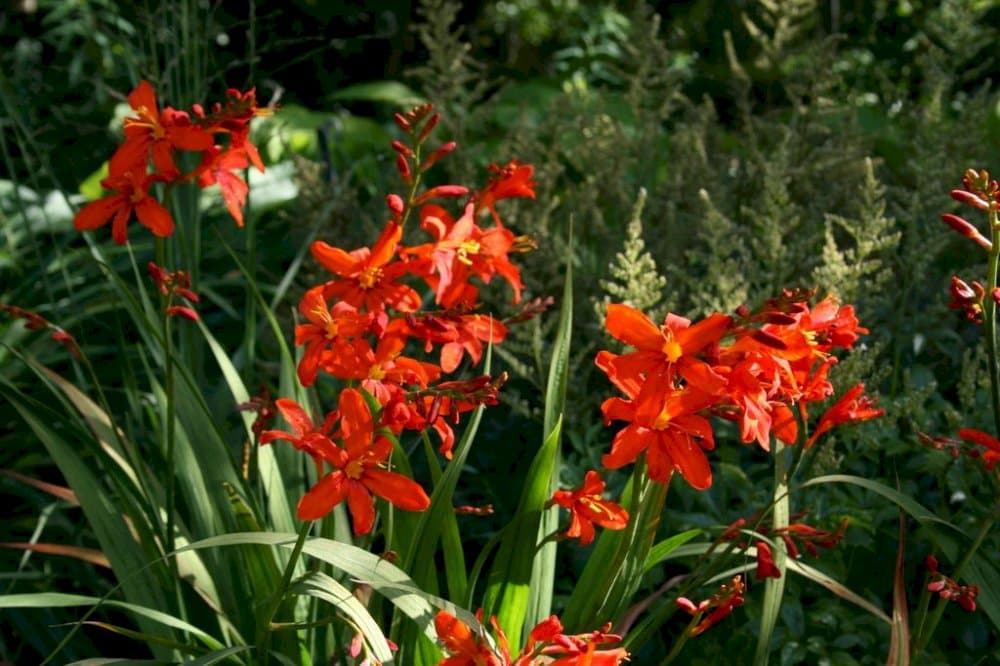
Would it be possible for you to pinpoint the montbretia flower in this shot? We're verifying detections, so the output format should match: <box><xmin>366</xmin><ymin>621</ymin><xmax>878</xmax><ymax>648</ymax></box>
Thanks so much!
<box><xmin>112</xmin><ymin>80</ymin><xmax>214</xmax><ymax>179</ymax></box>
<box><xmin>295</xmin><ymin>388</ymin><xmax>429</xmax><ymax>533</ymax></box>
<box><xmin>259</xmin><ymin>398</ymin><xmax>338</xmax><ymax>478</ymax></box>
<box><xmin>74</xmin><ymin>168</ymin><xmax>174</xmax><ymax>244</ymax></box>
<box><xmin>599</xmin><ymin>377</ymin><xmax>717</xmax><ymax>489</ymax></box>
<box><xmin>294</xmin><ymin>286</ymin><xmax>373</xmax><ymax>387</ymax></box>
<box><xmin>434</xmin><ymin>610</ymin><xmax>507</xmax><ymax>666</ymax></box>
<box><xmin>598</xmin><ymin>303</ymin><xmax>731</xmax><ymax>405</ymax></box>
<box><xmin>548</xmin><ymin>471</ymin><xmax>628</xmax><ymax>546</ymax></box>
<box><xmin>312</xmin><ymin>221</ymin><xmax>421</xmax><ymax>313</ymax></box>
<box><xmin>676</xmin><ymin>576</ymin><xmax>746</xmax><ymax>637</ymax></box>
<box><xmin>948</xmin><ymin>276</ymin><xmax>986</xmax><ymax>323</ymax></box>
<box><xmin>926</xmin><ymin>554</ymin><xmax>979</xmax><ymax>612</ymax></box>
<box><xmin>806</xmin><ymin>383</ymin><xmax>883</xmax><ymax>448</ymax></box>
<box><xmin>754</xmin><ymin>541</ymin><xmax>781</xmax><ymax>579</ymax></box>
<box><xmin>957</xmin><ymin>428</ymin><xmax>1000</xmax><ymax>471</ymax></box>
<box><xmin>474</xmin><ymin>160</ymin><xmax>537</xmax><ymax>226</ymax></box>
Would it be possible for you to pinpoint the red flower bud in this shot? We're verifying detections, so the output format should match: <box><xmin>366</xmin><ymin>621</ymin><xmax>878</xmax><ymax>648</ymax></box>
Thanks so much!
<box><xmin>413</xmin><ymin>184</ymin><xmax>469</xmax><ymax>205</ymax></box>
<box><xmin>175</xmin><ymin>288</ymin><xmax>200</xmax><ymax>303</ymax></box>
<box><xmin>166</xmin><ymin>305</ymin><xmax>199</xmax><ymax>322</ymax></box>
<box><xmin>393</xmin><ymin>113</ymin><xmax>410</xmax><ymax>132</ymax></box>
<box><xmin>418</xmin><ymin>113</ymin><xmax>441</xmax><ymax>144</ymax></box>
<box><xmin>941</xmin><ymin>213</ymin><xmax>992</xmax><ymax>250</ymax></box>
<box><xmin>391</xmin><ymin>140</ymin><xmax>413</xmax><ymax>158</ymax></box>
<box><xmin>420</xmin><ymin>141</ymin><xmax>457</xmax><ymax>172</ymax></box>
<box><xmin>396</xmin><ymin>154</ymin><xmax>411</xmax><ymax>183</ymax></box>
<box><xmin>951</xmin><ymin>189</ymin><xmax>990</xmax><ymax>210</ymax></box>
<box><xmin>386</xmin><ymin>194</ymin><xmax>405</xmax><ymax>216</ymax></box>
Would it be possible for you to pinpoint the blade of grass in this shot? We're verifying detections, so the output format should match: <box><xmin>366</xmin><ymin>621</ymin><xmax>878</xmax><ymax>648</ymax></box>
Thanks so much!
<box><xmin>481</xmin><ymin>416</ymin><xmax>562</xmax><ymax>648</ymax></box>
<box><xmin>755</xmin><ymin>440</ymin><xmax>791</xmax><ymax>666</ymax></box>
<box><xmin>887</xmin><ymin>510</ymin><xmax>910</xmax><ymax>665</ymax></box>
<box><xmin>0</xmin><ymin>381</ymin><xmax>174</xmax><ymax>658</ymax></box>
<box><xmin>290</xmin><ymin>571</ymin><xmax>394</xmax><ymax>663</ymax></box>
<box><xmin>528</xmin><ymin>231</ymin><xmax>573</xmax><ymax>629</ymax></box>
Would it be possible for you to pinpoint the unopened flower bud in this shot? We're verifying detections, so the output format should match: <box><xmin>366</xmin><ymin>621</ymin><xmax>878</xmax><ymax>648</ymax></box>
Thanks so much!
<box><xmin>676</xmin><ymin>597</ymin><xmax>700</xmax><ymax>615</ymax></box>
<box><xmin>418</xmin><ymin>113</ymin><xmax>441</xmax><ymax>144</ymax></box>
<box><xmin>166</xmin><ymin>305</ymin><xmax>199</xmax><ymax>322</ymax></box>
<box><xmin>941</xmin><ymin>213</ymin><xmax>992</xmax><ymax>250</ymax></box>
<box><xmin>393</xmin><ymin>113</ymin><xmax>410</xmax><ymax>133</ymax></box>
<box><xmin>386</xmin><ymin>194</ymin><xmax>405</xmax><ymax>216</ymax></box>
<box><xmin>391</xmin><ymin>140</ymin><xmax>413</xmax><ymax>158</ymax></box>
<box><xmin>951</xmin><ymin>189</ymin><xmax>990</xmax><ymax>210</ymax></box>
<box><xmin>420</xmin><ymin>141</ymin><xmax>457</xmax><ymax>172</ymax></box>
<box><xmin>176</xmin><ymin>288</ymin><xmax>200</xmax><ymax>303</ymax></box>
<box><xmin>396</xmin><ymin>154</ymin><xmax>411</xmax><ymax>183</ymax></box>
<box><xmin>413</xmin><ymin>185</ymin><xmax>469</xmax><ymax>205</ymax></box>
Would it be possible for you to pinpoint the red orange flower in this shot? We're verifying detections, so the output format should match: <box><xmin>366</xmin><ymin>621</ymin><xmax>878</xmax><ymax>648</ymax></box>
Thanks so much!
<box><xmin>312</xmin><ymin>221</ymin><xmax>421</xmax><ymax>313</ymax></box>
<box><xmin>676</xmin><ymin>576</ymin><xmax>746</xmax><ymax>637</ymax></box>
<box><xmin>409</xmin><ymin>203</ymin><xmax>526</xmax><ymax>305</ymax></box>
<box><xmin>294</xmin><ymin>286</ymin><xmax>373</xmax><ymax>386</ymax></box>
<box><xmin>598</xmin><ymin>304</ymin><xmax>731</xmax><ymax>407</ymax></box>
<box><xmin>296</xmin><ymin>389</ymin><xmax>429</xmax><ymax>532</ymax></box>
<box><xmin>548</xmin><ymin>471</ymin><xmax>628</xmax><ymax>546</ymax></box>
<box><xmin>474</xmin><ymin>160</ymin><xmax>537</xmax><ymax>225</ymax></box>
<box><xmin>74</xmin><ymin>168</ymin><xmax>174</xmax><ymax>244</ymax></box>
<box><xmin>599</xmin><ymin>373</ymin><xmax>717</xmax><ymax>489</ymax></box>
<box><xmin>754</xmin><ymin>541</ymin><xmax>781</xmax><ymax>579</ymax></box>
<box><xmin>957</xmin><ymin>428</ymin><xmax>1000</xmax><ymax>471</ymax></box>
<box><xmin>259</xmin><ymin>398</ymin><xmax>337</xmax><ymax>478</ymax></box>
<box><xmin>434</xmin><ymin>610</ymin><xmax>507</xmax><ymax>666</ymax></box>
<box><xmin>112</xmin><ymin>80</ymin><xmax>214</xmax><ymax>179</ymax></box>
<box><xmin>806</xmin><ymin>383</ymin><xmax>883</xmax><ymax>448</ymax></box>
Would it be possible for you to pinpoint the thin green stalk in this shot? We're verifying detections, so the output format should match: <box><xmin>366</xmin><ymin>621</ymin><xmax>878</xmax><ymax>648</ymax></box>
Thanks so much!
<box><xmin>257</xmin><ymin>520</ymin><xmax>313</xmax><ymax>664</ymax></box>
<box><xmin>662</xmin><ymin>616</ymin><xmax>700</xmax><ymax>666</ymax></box>
<box><xmin>911</xmin><ymin>201</ymin><xmax>1000</xmax><ymax>659</ymax></box>
<box><xmin>243</xmin><ymin>166</ymin><xmax>257</xmax><ymax>386</ymax></box>
<box><xmin>912</xmin><ymin>500</ymin><xmax>1000</xmax><ymax>660</ymax></box>
<box><xmin>984</xmin><ymin>204</ymin><xmax>1000</xmax><ymax>438</ymax></box>
<box><xmin>755</xmin><ymin>439</ymin><xmax>790</xmax><ymax>666</ymax></box>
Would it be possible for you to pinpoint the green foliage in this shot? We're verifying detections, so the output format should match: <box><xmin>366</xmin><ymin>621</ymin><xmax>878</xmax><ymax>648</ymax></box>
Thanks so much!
<box><xmin>596</xmin><ymin>188</ymin><xmax>668</xmax><ymax>322</ymax></box>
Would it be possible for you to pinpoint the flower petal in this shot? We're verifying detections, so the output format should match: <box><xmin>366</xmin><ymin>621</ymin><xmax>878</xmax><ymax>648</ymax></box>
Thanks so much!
<box><xmin>134</xmin><ymin>197</ymin><xmax>175</xmax><ymax>238</ymax></box>
<box><xmin>74</xmin><ymin>195</ymin><xmax>122</xmax><ymax>232</ymax></box>
<box><xmin>297</xmin><ymin>471</ymin><xmax>347</xmax><ymax>520</ymax></box>
<box><xmin>363</xmin><ymin>469</ymin><xmax>430</xmax><ymax>512</ymax></box>
<box><xmin>346</xmin><ymin>480</ymin><xmax>376</xmax><ymax>535</ymax></box>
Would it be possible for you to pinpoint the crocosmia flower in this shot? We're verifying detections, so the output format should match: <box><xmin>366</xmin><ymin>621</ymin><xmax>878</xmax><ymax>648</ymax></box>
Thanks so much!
<box><xmin>549</xmin><ymin>471</ymin><xmax>628</xmax><ymax>546</ymax></box>
<box><xmin>295</xmin><ymin>388</ymin><xmax>430</xmax><ymax>533</ymax></box>
<box><xmin>73</xmin><ymin>168</ymin><xmax>174</xmax><ymax>244</ymax></box>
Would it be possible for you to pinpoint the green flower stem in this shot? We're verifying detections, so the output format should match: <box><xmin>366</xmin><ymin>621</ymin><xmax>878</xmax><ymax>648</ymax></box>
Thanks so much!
<box><xmin>984</xmin><ymin>204</ymin><xmax>1000</xmax><ymax>438</ymax></box>
<box><xmin>163</xmin><ymin>303</ymin><xmax>179</xmax><ymax>557</ymax></box>
<box><xmin>914</xmin><ymin>202</ymin><xmax>1000</xmax><ymax>659</ymax></box>
<box><xmin>912</xmin><ymin>500</ymin><xmax>1000</xmax><ymax>660</ymax></box>
<box><xmin>755</xmin><ymin>439</ymin><xmax>790</xmax><ymax>666</ymax></box>
<box><xmin>257</xmin><ymin>520</ymin><xmax>313</xmax><ymax>664</ymax></box>
<box><xmin>397</xmin><ymin>142</ymin><xmax>423</xmax><ymax>230</ymax></box>
<box><xmin>662</xmin><ymin>615</ymin><xmax>700</xmax><ymax>665</ymax></box>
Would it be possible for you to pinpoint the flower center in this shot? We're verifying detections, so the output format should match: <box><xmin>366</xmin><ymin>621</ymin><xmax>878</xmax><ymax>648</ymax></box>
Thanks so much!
<box><xmin>345</xmin><ymin>458</ymin><xmax>364</xmax><ymax>480</ymax></box>
<box><xmin>652</xmin><ymin>406</ymin><xmax>672</xmax><ymax>431</ymax></box>
<box><xmin>457</xmin><ymin>240</ymin><xmax>481</xmax><ymax>265</ymax></box>
<box><xmin>358</xmin><ymin>266</ymin><xmax>382</xmax><ymax>289</ymax></box>
<box><xmin>368</xmin><ymin>364</ymin><xmax>386</xmax><ymax>381</ymax></box>
<box><xmin>324</xmin><ymin>319</ymin><xmax>340</xmax><ymax>340</ymax></box>
<box><xmin>661</xmin><ymin>336</ymin><xmax>683</xmax><ymax>363</ymax></box>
